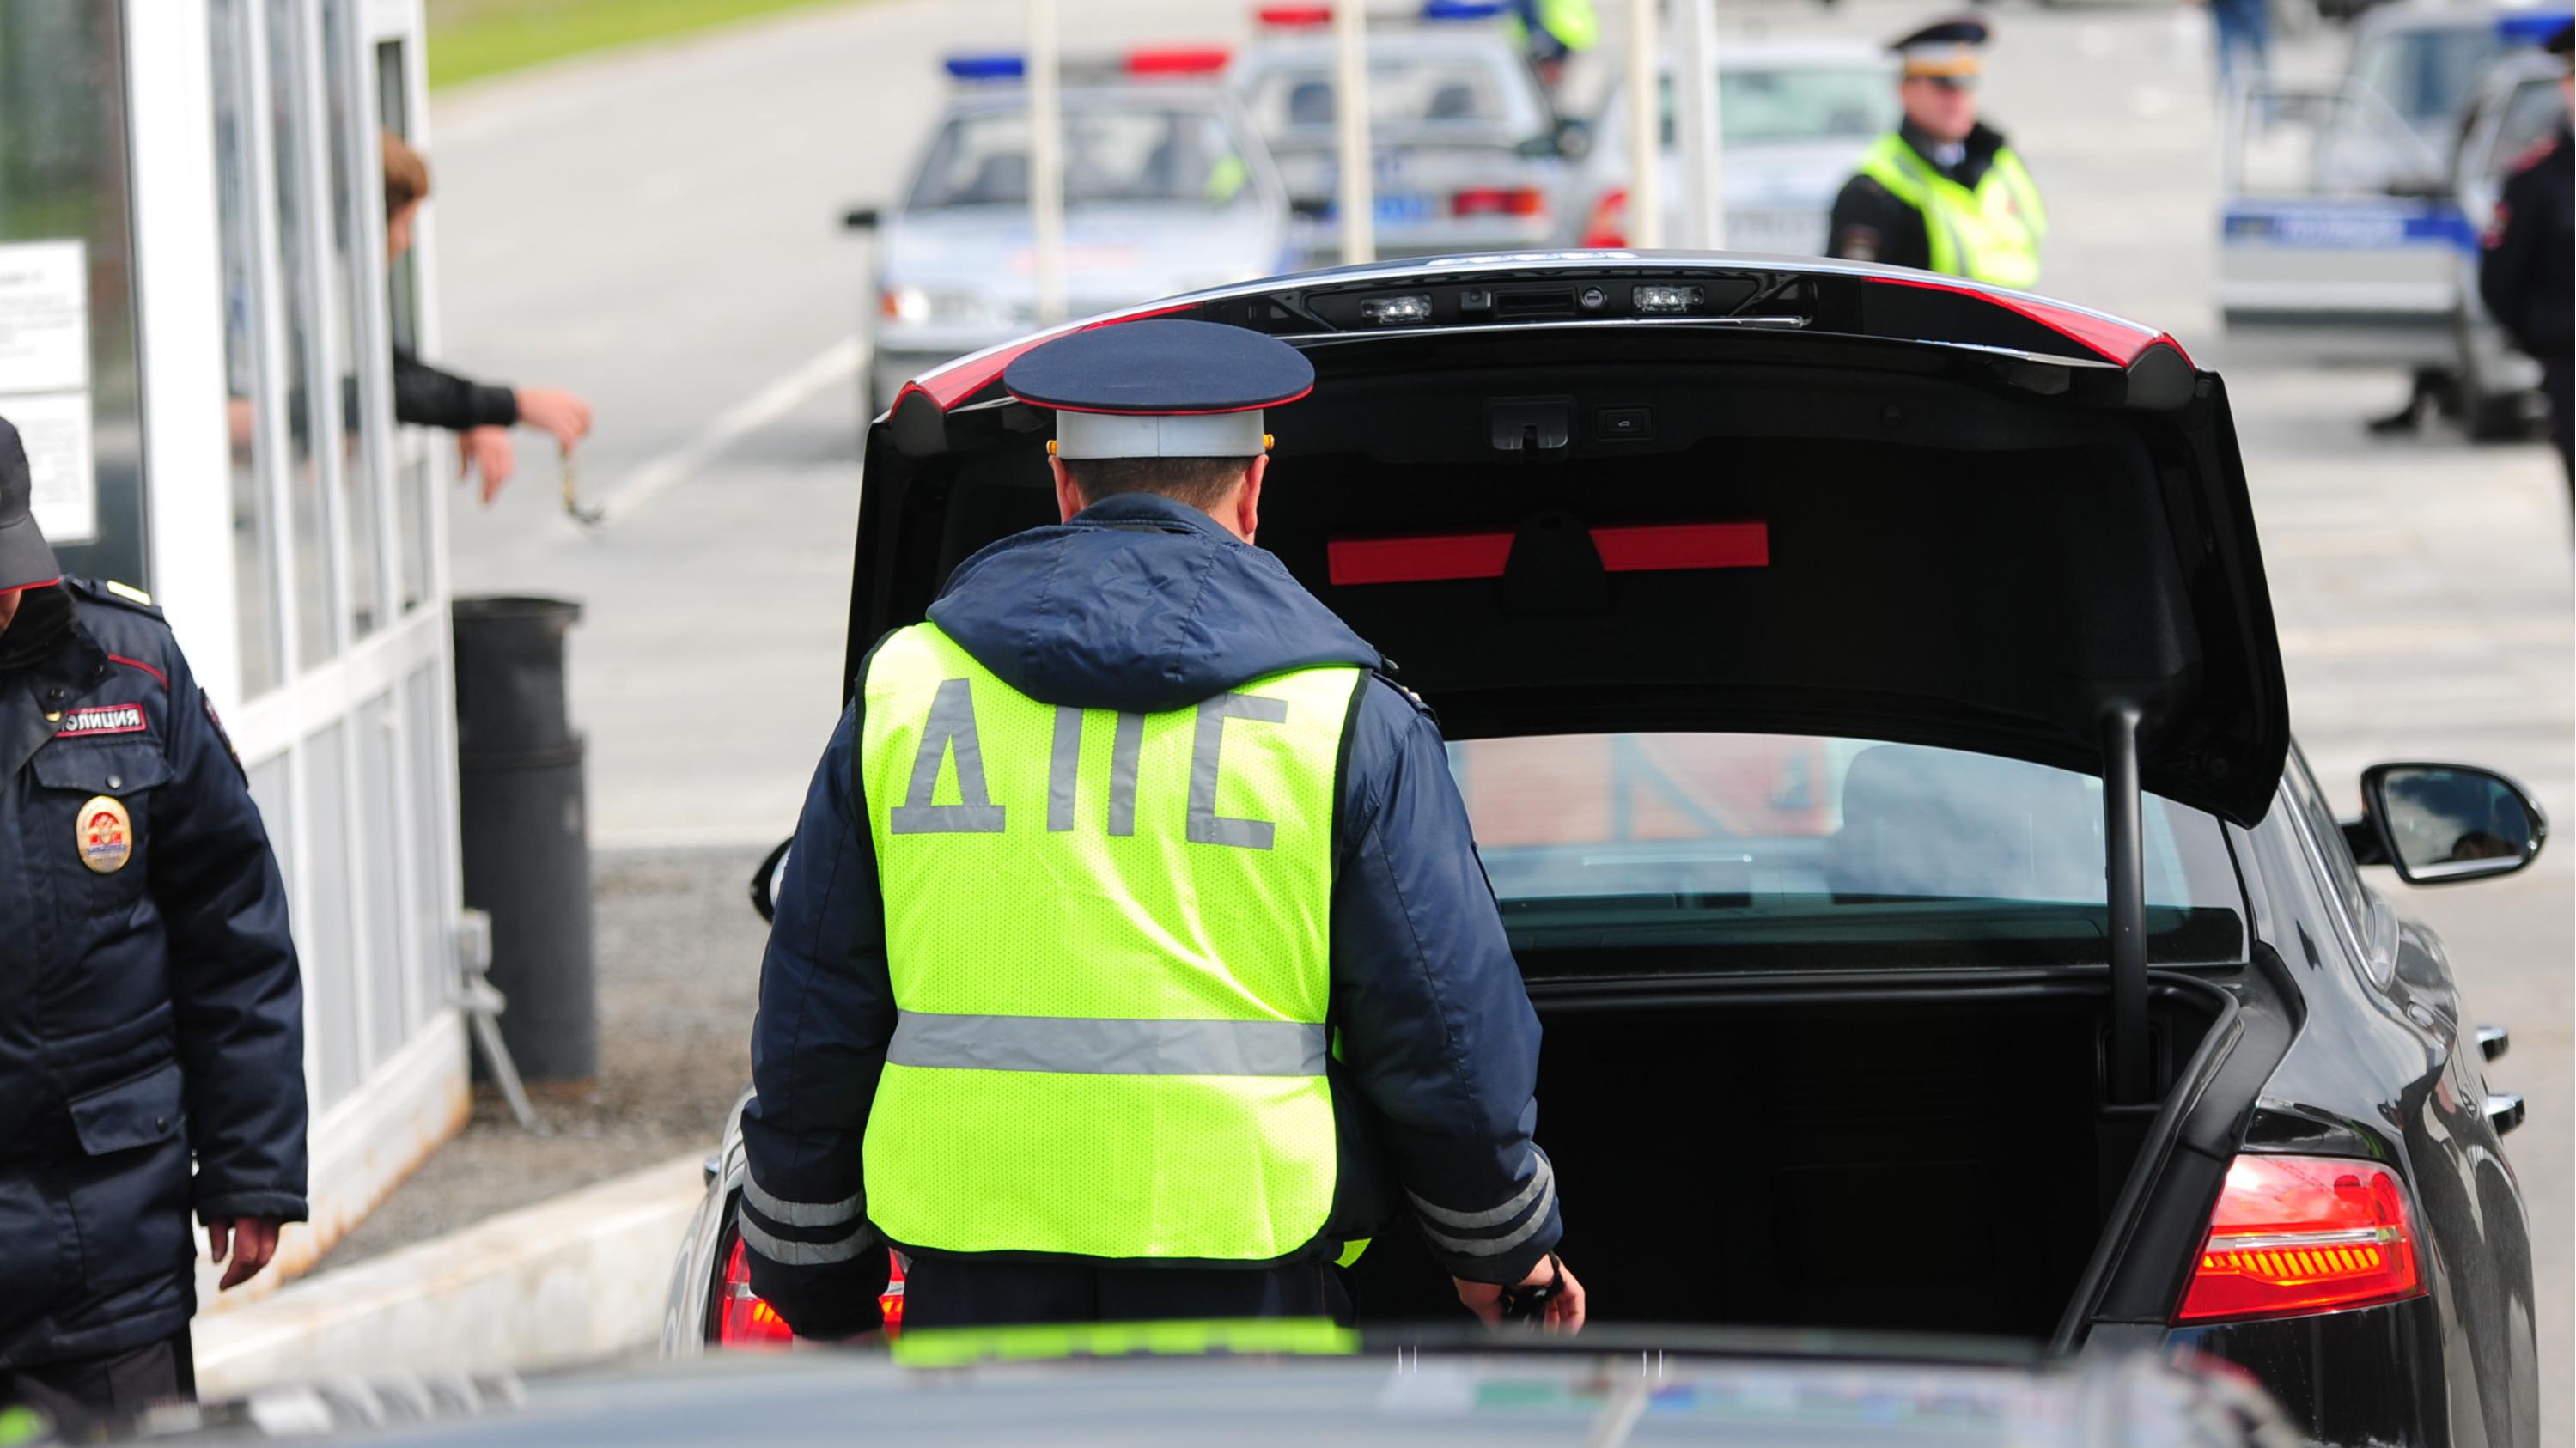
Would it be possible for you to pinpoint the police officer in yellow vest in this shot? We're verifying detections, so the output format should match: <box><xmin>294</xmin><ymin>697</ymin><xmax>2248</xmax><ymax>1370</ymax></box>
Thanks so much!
<box><xmin>739</xmin><ymin>319</ymin><xmax>1581</xmax><ymax>1337</ymax></box>
<box><xmin>1826</xmin><ymin>16</ymin><xmax>2046</xmax><ymax>288</ymax></box>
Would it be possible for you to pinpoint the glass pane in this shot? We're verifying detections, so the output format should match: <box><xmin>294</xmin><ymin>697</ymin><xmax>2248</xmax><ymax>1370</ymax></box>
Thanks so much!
<box><xmin>1452</xmin><ymin>733</ymin><xmax>2246</xmax><ymax>970</ymax></box>
<box><xmin>302</xmin><ymin>721</ymin><xmax>360</xmax><ymax>1107</ymax></box>
<box><xmin>405</xmin><ymin>665</ymin><xmax>451</xmax><ymax>1022</ymax></box>
<box><xmin>210</xmin><ymin>0</ymin><xmax>283</xmax><ymax>697</ymax></box>
<box><xmin>321</xmin><ymin>0</ymin><xmax>383</xmax><ymax>641</ymax></box>
<box><xmin>0</xmin><ymin>1</ymin><xmax>149</xmax><ymax>586</ymax></box>
<box><xmin>358</xmin><ymin>689</ymin><xmax>408</xmax><ymax>1053</ymax></box>
<box><xmin>378</xmin><ymin>38</ymin><xmax>432</xmax><ymax>615</ymax></box>
<box><xmin>268</xmin><ymin>0</ymin><xmax>338</xmax><ymax>669</ymax></box>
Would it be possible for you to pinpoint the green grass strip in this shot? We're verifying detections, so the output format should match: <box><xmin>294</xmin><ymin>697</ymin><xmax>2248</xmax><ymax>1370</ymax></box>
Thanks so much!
<box><xmin>427</xmin><ymin>0</ymin><xmax>862</xmax><ymax>89</ymax></box>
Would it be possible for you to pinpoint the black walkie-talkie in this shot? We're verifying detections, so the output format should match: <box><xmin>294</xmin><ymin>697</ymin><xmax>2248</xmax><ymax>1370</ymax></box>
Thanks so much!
<box><xmin>1498</xmin><ymin>1253</ymin><xmax>1563</xmax><ymax>1323</ymax></box>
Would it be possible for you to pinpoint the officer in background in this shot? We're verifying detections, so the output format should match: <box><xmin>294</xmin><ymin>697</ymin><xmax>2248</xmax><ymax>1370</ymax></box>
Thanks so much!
<box><xmin>1506</xmin><ymin>0</ymin><xmax>1599</xmax><ymax>92</ymax></box>
<box><xmin>1827</xmin><ymin>16</ymin><xmax>2047</xmax><ymax>287</ymax></box>
<box><xmin>740</xmin><ymin>320</ymin><xmax>1580</xmax><ymax>1336</ymax></box>
<box><xmin>0</xmin><ymin>420</ymin><xmax>307</xmax><ymax>1427</ymax></box>
<box><xmin>2477</xmin><ymin>21</ymin><xmax>2573</xmax><ymax>486</ymax></box>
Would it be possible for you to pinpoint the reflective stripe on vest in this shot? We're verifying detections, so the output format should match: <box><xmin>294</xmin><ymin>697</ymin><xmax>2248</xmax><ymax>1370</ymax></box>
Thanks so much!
<box><xmin>1856</xmin><ymin>133</ymin><xmax>2047</xmax><ymax>288</ymax></box>
<box><xmin>857</xmin><ymin>622</ymin><xmax>1363</xmax><ymax>1262</ymax></box>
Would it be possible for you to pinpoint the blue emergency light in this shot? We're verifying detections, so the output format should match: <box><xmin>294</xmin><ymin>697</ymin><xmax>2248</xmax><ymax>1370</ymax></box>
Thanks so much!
<box><xmin>2495</xmin><ymin>9</ymin><xmax>2572</xmax><ymax>43</ymax></box>
<box><xmin>1422</xmin><ymin>0</ymin><xmax>1507</xmax><ymax>20</ymax></box>
<box><xmin>944</xmin><ymin>53</ymin><xmax>1027</xmax><ymax>81</ymax></box>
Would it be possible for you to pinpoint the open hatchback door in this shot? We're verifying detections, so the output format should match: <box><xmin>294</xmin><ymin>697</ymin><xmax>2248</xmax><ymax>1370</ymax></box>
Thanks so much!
<box><xmin>851</xmin><ymin>253</ymin><xmax>2294</xmax><ymax>1350</ymax></box>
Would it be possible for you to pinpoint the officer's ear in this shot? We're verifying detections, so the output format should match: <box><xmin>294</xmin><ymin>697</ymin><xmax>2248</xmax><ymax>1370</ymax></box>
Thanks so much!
<box><xmin>1233</xmin><ymin>454</ymin><xmax>1268</xmax><ymax>545</ymax></box>
<box><xmin>1050</xmin><ymin>453</ymin><xmax>1085</xmax><ymax>523</ymax></box>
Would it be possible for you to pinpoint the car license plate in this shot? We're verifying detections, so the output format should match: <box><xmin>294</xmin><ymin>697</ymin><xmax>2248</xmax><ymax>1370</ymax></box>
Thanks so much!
<box><xmin>1376</xmin><ymin>192</ymin><xmax>1434</xmax><ymax>226</ymax></box>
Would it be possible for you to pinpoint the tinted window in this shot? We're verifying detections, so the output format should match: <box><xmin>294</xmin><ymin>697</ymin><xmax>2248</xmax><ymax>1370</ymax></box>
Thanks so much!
<box><xmin>1452</xmin><ymin>733</ymin><xmax>2245</xmax><ymax>970</ymax></box>
<box><xmin>2354</xmin><ymin>24</ymin><xmax>2500</xmax><ymax>126</ymax></box>
<box><xmin>908</xmin><ymin>107</ymin><xmax>1255</xmax><ymax>210</ymax></box>
<box><xmin>1243</xmin><ymin>58</ymin><xmax>1514</xmax><ymax>134</ymax></box>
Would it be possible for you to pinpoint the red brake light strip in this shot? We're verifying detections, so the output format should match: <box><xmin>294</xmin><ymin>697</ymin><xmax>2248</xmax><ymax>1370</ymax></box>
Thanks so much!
<box><xmin>1328</xmin><ymin>521</ymin><xmax>1768</xmax><ymax>587</ymax></box>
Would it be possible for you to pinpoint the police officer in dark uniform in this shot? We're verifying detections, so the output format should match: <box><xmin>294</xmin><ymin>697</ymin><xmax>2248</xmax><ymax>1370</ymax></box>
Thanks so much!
<box><xmin>738</xmin><ymin>321</ymin><xmax>1579</xmax><ymax>1339</ymax></box>
<box><xmin>2478</xmin><ymin>21</ymin><xmax>2575</xmax><ymax>486</ymax></box>
<box><xmin>0</xmin><ymin>419</ymin><xmax>307</xmax><ymax>1428</ymax></box>
<box><xmin>1826</xmin><ymin>16</ymin><xmax>2047</xmax><ymax>287</ymax></box>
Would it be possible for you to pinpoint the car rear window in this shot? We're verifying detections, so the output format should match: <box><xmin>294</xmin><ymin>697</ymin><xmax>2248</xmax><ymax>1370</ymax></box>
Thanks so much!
<box><xmin>1241</xmin><ymin>58</ymin><xmax>1515</xmax><ymax>135</ymax></box>
<box><xmin>1451</xmin><ymin>733</ymin><xmax>2246</xmax><ymax>971</ymax></box>
<box><xmin>1657</xmin><ymin>64</ymin><xmax>1897</xmax><ymax>147</ymax></box>
<box><xmin>908</xmin><ymin>107</ymin><xmax>1257</xmax><ymax>210</ymax></box>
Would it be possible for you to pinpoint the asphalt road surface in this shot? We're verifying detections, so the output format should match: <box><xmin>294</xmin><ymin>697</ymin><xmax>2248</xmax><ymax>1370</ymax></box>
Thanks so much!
<box><xmin>430</xmin><ymin>2</ymin><xmax>2571</xmax><ymax>1439</ymax></box>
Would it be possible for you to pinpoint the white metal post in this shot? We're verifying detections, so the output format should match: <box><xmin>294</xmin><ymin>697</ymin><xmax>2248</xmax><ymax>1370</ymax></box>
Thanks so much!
<box><xmin>1672</xmin><ymin>0</ymin><xmax>1724</xmax><ymax>248</ymax></box>
<box><xmin>1027</xmin><ymin>0</ymin><xmax>1068</xmax><ymax>325</ymax></box>
<box><xmin>1625</xmin><ymin>0</ymin><xmax>1663</xmax><ymax>248</ymax></box>
<box><xmin>1333</xmin><ymin>0</ymin><xmax>1373</xmax><ymax>265</ymax></box>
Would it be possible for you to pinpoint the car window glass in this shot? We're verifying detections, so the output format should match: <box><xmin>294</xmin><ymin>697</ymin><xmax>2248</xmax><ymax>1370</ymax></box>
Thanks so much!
<box><xmin>2354</xmin><ymin>24</ymin><xmax>2500</xmax><ymax>128</ymax></box>
<box><xmin>1450</xmin><ymin>733</ymin><xmax>2245</xmax><ymax>972</ymax></box>
<box><xmin>908</xmin><ymin>106</ymin><xmax>1254</xmax><ymax>210</ymax></box>
<box><xmin>2284</xmin><ymin>746</ymin><xmax>2371</xmax><ymax>928</ymax></box>
<box><xmin>1656</xmin><ymin>65</ymin><xmax>1897</xmax><ymax>148</ymax></box>
<box><xmin>1244</xmin><ymin>58</ymin><xmax>1508</xmax><ymax>133</ymax></box>
<box><xmin>2484</xmin><ymin>78</ymin><xmax>2569</xmax><ymax>180</ymax></box>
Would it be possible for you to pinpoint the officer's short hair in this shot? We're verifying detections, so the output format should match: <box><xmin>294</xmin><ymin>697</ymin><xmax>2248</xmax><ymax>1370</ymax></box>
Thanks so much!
<box><xmin>1063</xmin><ymin>456</ymin><xmax>1257</xmax><ymax>512</ymax></box>
<box><xmin>383</xmin><ymin>131</ymin><xmax>430</xmax><ymax>220</ymax></box>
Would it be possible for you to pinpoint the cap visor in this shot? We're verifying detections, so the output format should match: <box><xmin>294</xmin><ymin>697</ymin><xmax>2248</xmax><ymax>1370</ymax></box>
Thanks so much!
<box><xmin>0</xmin><ymin>515</ymin><xmax>60</xmax><ymax>592</ymax></box>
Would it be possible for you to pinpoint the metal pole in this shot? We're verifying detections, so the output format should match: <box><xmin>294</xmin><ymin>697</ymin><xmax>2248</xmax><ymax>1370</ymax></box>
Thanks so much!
<box><xmin>1028</xmin><ymin>0</ymin><xmax>1068</xmax><ymax>324</ymax></box>
<box><xmin>1626</xmin><ymin>0</ymin><xmax>1663</xmax><ymax>248</ymax></box>
<box><xmin>1334</xmin><ymin>0</ymin><xmax>1374</xmax><ymax>265</ymax></box>
<box><xmin>1672</xmin><ymin>0</ymin><xmax>1724</xmax><ymax>248</ymax></box>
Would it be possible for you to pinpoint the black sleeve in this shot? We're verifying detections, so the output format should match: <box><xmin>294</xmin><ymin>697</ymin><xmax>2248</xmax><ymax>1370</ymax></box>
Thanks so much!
<box><xmin>153</xmin><ymin>642</ymin><xmax>308</xmax><ymax>1224</ymax></box>
<box><xmin>2479</xmin><ymin>167</ymin><xmax>2551</xmax><ymax>358</ymax></box>
<box><xmin>740</xmin><ymin>702</ymin><xmax>896</xmax><ymax>1337</ymax></box>
<box><xmin>1826</xmin><ymin>174</ymin><xmax>1929</xmax><ymax>271</ymax></box>
<box><xmin>392</xmin><ymin>346</ymin><xmax>520</xmax><ymax>432</ymax></box>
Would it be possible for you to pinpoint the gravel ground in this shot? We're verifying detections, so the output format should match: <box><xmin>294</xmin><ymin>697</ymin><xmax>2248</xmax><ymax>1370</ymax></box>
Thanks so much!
<box><xmin>323</xmin><ymin>845</ymin><xmax>772</xmax><ymax>1270</ymax></box>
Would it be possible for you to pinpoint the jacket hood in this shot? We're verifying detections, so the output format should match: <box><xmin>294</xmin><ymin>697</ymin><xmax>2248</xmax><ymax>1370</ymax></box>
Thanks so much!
<box><xmin>926</xmin><ymin>492</ymin><xmax>1381</xmax><ymax>713</ymax></box>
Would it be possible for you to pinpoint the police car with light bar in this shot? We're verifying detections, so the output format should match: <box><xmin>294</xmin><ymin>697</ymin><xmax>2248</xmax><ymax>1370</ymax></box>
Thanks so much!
<box><xmin>667</xmin><ymin>248</ymin><xmax>2543</xmax><ymax>1448</ymax></box>
<box><xmin>1227</xmin><ymin>3</ymin><xmax>1582</xmax><ymax>267</ymax></box>
<box><xmin>839</xmin><ymin>48</ymin><xmax>1293</xmax><ymax>421</ymax></box>
<box><xmin>2218</xmin><ymin>2</ymin><xmax>2566</xmax><ymax>391</ymax></box>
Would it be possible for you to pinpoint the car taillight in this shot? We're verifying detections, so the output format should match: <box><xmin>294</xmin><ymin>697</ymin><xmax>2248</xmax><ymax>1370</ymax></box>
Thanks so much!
<box><xmin>1579</xmin><ymin>188</ymin><xmax>1627</xmax><ymax>248</ymax></box>
<box><xmin>715</xmin><ymin>1238</ymin><xmax>795</xmax><ymax>1349</ymax></box>
<box><xmin>712</xmin><ymin>1236</ymin><xmax>909</xmax><ymax>1348</ymax></box>
<box><xmin>2172</xmin><ymin>1155</ymin><xmax>2425</xmax><ymax>1325</ymax></box>
<box><xmin>1452</xmin><ymin>186</ymin><xmax>1545</xmax><ymax>219</ymax></box>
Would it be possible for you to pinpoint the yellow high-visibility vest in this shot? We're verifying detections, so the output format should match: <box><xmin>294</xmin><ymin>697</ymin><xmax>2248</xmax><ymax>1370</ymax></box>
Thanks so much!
<box><xmin>1856</xmin><ymin>132</ymin><xmax>2047</xmax><ymax>288</ymax></box>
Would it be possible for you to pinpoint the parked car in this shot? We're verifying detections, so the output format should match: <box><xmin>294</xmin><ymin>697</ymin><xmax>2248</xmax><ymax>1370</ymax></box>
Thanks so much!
<box><xmin>1564</xmin><ymin>39</ymin><xmax>1895</xmax><ymax>252</ymax></box>
<box><xmin>838</xmin><ymin>51</ymin><xmax>1294</xmax><ymax>423</ymax></box>
<box><xmin>670</xmin><ymin>252</ymin><xmax>2543</xmax><ymax>1448</ymax></box>
<box><xmin>1227</xmin><ymin>10</ymin><xmax>1577</xmax><ymax>267</ymax></box>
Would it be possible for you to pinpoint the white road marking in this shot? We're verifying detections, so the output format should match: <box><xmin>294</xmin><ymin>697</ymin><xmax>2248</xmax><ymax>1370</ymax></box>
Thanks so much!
<box><xmin>592</xmin><ymin>333</ymin><xmax>866</xmax><ymax>524</ymax></box>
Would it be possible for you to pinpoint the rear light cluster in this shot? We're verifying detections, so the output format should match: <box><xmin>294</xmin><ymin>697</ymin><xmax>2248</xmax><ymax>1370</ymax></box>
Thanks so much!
<box><xmin>2172</xmin><ymin>1155</ymin><xmax>2425</xmax><ymax>1325</ymax></box>
<box><xmin>1452</xmin><ymin>187</ymin><xmax>1546</xmax><ymax>220</ymax></box>
<box><xmin>1579</xmin><ymin>188</ymin><xmax>1628</xmax><ymax>249</ymax></box>
<box><xmin>711</xmin><ymin>1235</ymin><xmax>908</xmax><ymax>1349</ymax></box>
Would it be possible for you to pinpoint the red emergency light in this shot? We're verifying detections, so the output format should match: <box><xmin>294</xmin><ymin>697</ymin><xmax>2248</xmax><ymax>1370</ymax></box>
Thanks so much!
<box><xmin>1257</xmin><ymin>5</ymin><xmax>1336</xmax><ymax>27</ymax></box>
<box><xmin>1128</xmin><ymin>46</ymin><xmax>1233</xmax><ymax>75</ymax></box>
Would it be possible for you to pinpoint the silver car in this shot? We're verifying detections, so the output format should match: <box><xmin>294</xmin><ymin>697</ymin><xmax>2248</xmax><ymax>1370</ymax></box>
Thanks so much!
<box><xmin>1563</xmin><ymin>40</ymin><xmax>1897</xmax><ymax>255</ymax></box>
<box><xmin>1227</xmin><ymin>26</ymin><xmax>1576</xmax><ymax>267</ymax></box>
<box><xmin>843</xmin><ymin>68</ymin><xmax>1294</xmax><ymax>420</ymax></box>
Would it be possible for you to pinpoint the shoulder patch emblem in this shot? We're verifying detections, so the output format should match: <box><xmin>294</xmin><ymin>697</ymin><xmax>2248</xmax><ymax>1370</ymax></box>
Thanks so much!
<box><xmin>103</xmin><ymin>580</ymin><xmax>152</xmax><ymax>606</ymax></box>
<box><xmin>204</xmin><ymin>693</ymin><xmax>247</xmax><ymax>781</ymax></box>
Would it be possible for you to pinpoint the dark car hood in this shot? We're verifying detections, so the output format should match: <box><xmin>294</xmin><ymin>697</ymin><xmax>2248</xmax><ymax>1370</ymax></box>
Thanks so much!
<box><xmin>926</xmin><ymin>493</ymin><xmax>1380</xmax><ymax>713</ymax></box>
<box><xmin>853</xmin><ymin>255</ymin><xmax>2288</xmax><ymax>824</ymax></box>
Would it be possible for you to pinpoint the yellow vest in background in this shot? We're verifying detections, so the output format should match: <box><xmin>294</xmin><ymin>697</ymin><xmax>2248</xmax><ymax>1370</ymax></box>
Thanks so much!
<box><xmin>1857</xmin><ymin>132</ymin><xmax>2048</xmax><ymax>288</ymax></box>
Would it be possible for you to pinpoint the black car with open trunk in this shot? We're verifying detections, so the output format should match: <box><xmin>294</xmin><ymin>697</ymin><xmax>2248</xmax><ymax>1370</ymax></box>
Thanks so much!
<box><xmin>667</xmin><ymin>252</ymin><xmax>2544</xmax><ymax>1448</ymax></box>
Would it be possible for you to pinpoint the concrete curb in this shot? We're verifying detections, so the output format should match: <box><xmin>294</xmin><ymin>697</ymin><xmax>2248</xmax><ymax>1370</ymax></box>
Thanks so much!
<box><xmin>192</xmin><ymin>1153</ymin><xmax>706</xmax><ymax>1396</ymax></box>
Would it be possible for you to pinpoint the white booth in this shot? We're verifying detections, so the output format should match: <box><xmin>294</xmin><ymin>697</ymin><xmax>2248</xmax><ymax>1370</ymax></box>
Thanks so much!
<box><xmin>8</xmin><ymin>0</ymin><xmax>469</xmax><ymax>1281</ymax></box>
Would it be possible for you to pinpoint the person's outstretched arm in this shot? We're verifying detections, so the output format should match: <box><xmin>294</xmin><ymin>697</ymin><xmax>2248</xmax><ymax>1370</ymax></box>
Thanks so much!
<box><xmin>1331</xmin><ymin>679</ymin><xmax>1582</xmax><ymax>1330</ymax></box>
<box><xmin>740</xmin><ymin>702</ymin><xmax>896</xmax><ymax>1337</ymax></box>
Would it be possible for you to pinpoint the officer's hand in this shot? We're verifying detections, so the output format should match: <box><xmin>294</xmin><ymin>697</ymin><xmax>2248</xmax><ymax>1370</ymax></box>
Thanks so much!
<box><xmin>1452</xmin><ymin>1255</ymin><xmax>1586</xmax><ymax>1333</ymax></box>
<box><xmin>457</xmin><ymin>427</ymin><xmax>515</xmax><ymax>503</ymax></box>
<box><xmin>208</xmin><ymin>1217</ymin><xmax>282</xmax><ymax>1291</ymax></box>
<box><xmin>514</xmin><ymin>386</ymin><xmax>594</xmax><ymax>447</ymax></box>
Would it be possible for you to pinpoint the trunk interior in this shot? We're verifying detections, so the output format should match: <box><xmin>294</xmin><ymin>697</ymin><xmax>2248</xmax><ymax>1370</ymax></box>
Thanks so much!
<box><xmin>1344</xmin><ymin>980</ymin><xmax>2225</xmax><ymax>1342</ymax></box>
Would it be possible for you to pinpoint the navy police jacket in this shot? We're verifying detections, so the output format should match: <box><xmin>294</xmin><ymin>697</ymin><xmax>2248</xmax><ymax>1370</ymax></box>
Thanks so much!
<box><xmin>0</xmin><ymin>581</ymin><xmax>306</xmax><ymax>1367</ymax></box>
<box><xmin>742</xmin><ymin>494</ymin><xmax>1558</xmax><ymax>1335</ymax></box>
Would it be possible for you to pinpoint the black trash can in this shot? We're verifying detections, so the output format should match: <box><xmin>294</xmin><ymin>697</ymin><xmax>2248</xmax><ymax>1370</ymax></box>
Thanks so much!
<box><xmin>453</xmin><ymin>595</ymin><xmax>595</xmax><ymax>1086</ymax></box>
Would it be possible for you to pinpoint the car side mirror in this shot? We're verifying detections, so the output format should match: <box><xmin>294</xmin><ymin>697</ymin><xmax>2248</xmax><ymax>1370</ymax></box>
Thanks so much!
<box><xmin>750</xmin><ymin>837</ymin><xmax>794</xmax><ymax>922</ymax></box>
<box><xmin>842</xmin><ymin>204</ymin><xmax>882</xmax><ymax>232</ymax></box>
<box><xmin>2357</xmin><ymin>763</ymin><xmax>2547</xmax><ymax>885</ymax></box>
<box><xmin>1553</xmin><ymin>116</ymin><xmax>1592</xmax><ymax>161</ymax></box>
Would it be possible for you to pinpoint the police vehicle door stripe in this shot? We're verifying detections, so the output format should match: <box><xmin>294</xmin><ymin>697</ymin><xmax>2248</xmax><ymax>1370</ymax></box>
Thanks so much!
<box><xmin>887</xmin><ymin>1011</ymin><xmax>1328</xmax><ymax>1078</ymax></box>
